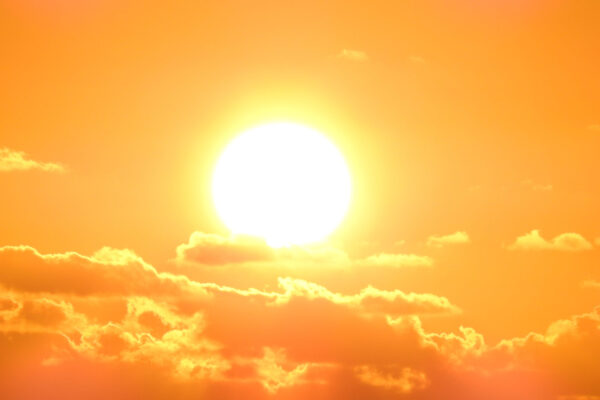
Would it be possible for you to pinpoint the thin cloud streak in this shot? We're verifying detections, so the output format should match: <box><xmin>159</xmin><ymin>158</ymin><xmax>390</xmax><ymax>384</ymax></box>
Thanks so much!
<box><xmin>0</xmin><ymin>148</ymin><xmax>65</xmax><ymax>173</ymax></box>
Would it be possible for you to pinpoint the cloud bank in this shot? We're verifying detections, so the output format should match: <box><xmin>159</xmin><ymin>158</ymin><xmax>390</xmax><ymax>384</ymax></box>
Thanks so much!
<box><xmin>1</xmin><ymin>239</ymin><xmax>600</xmax><ymax>399</ymax></box>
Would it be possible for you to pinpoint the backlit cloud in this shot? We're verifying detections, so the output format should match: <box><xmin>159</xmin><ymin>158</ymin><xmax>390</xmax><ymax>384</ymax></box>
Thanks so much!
<box><xmin>250</xmin><ymin>347</ymin><xmax>322</xmax><ymax>393</ymax></box>
<box><xmin>1</xmin><ymin>251</ymin><xmax>600</xmax><ymax>399</ymax></box>
<box><xmin>427</xmin><ymin>231</ymin><xmax>470</xmax><ymax>248</ymax></box>
<box><xmin>508</xmin><ymin>230</ymin><xmax>593</xmax><ymax>252</ymax></box>
<box><xmin>275</xmin><ymin>277</ymin><xmax>459</xmax><ymax>316</ymax></box>
<box><xmin>176</xmin><ymin>232</ymin><xmax>430</xmax><ymax>270</ymax></box>
<box><xmin>0</xmin><ymin>148</ymin><xmax>65</xmax><ymax>172</ymax></box>
<box><xmin>0</xmin><ymin>243</ymin><xmax>461</xmax><ymax>397</ymax></box>
<box><xmin>355</xmin><ymin>365</ymin><xmax>428</xmax><ymax>394</ymax></box>
<box><xmin>0</xmin><ymin>245</ymin><xmax>206</xmax><ymax>297</ymax></box>
<box><xmin>1</xmin><ymin>242</ymin><xmax>599</xmax><ymax>399</ymax></box>
<box><xmin>176</xmin><ymin>232</ymin><xmax>274</xmax><ymax>265</ymax></box>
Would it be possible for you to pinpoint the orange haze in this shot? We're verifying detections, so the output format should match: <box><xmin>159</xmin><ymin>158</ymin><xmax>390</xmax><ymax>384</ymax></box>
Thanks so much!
<box><xmin>1</xmin><ymin>1</ymin><xmax>600</xmax><ymax>399</ymax></box>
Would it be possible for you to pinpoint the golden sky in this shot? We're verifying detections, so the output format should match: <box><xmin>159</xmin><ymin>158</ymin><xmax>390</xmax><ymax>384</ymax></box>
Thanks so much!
<box><xmin>1</xmin><ymin>1</ymin><xmax>600</xmax><ymax>399</ymax></box>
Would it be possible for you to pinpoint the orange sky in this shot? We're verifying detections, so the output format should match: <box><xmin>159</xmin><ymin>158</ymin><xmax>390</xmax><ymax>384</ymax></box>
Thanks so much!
<box><xmin>1</xmin><ymin>1</ymin><xmax>600</xmax><ymax>399</ymax></box>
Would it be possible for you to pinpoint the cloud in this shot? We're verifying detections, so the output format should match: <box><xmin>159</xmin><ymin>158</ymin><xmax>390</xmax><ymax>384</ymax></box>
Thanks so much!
<box><xmin>0</xmin><ymin>245</ymin><xmax>207</xmax><ymax>297</ymax></box>
<box><xmin>274</xmin><ymin>277</ymin><xmax>459</xmax><ymax>316</ymax></box>
<box><xmin>508</xmin><ymin>230</ymin><xmax>593</xmax><ymax>252</ymax></box>
<box><xmin>427</xmin><ymin>231</ymin><xmax>470</xmax><ymax>248</ymax></box>
<box><xmin>250</xmin><ymin>347</ymin><xmax>321</xmax><ymax>393</ymax></box>
<box><xmin>359</xmin><ymin>252</ymin><xmax>433</xmax><ymax>268</ymax></box>
<box><xmin>1</xmin><ymin>287</ymin><xmax>599</xmax><ymax>399</ymax></box>
<box><xmin>582</xmin><ymin>280</ymin><xmax>600</xmax><ymax>289</ymax></box>
<box><xmin>493</xmin><ymin>307</ymin><xmax>600</xmax><ymax>396</ymax></box>
<box><xmin>387</xmin><ymin>315</ymin><xmax>486</xmax><ymax>364</ymax></box>
<box><xmin>176</xmin><ymin>231</ymin><xmax>349</xmax><ymax>267</ymax></box>
<box><xmin>176</xmin><ymin>232</ymin><xmax>274</xmax><ymax>266</ymax></box>
<box><xmin>0</xmin><ymin>293</ymin><xmax>229</xmax><ymax>380</ymax></box>
<box><xmin>521</xmin><ymin>179</ymin><xmax>553</xmax><ymax>192</ymax></box>
<box><xmin>71</xmin><ymin>297</ymin><xmax>229</xmax><ymax>381</ymax></box>
<box><xmin>0</xmin><ymin>296</ymin><xmax>82</xmax><ymax>332</ymax></box>
<box><xmin>337</xmin><ymin>49</ymin><xmax>368</xmax><ymax>62</ymax></box>
<box><xmin>0</xmin><ymin>244</ymin><xmax>455</xmax><ymax>321</ymax></box>
<box><xmin>176</xmin><ymin>232</ymin><xmax>430</xmax><ymax>270</ymax></box>
<box><xmin>8</xmin><ymin>296</ymin><xmax>228</xmax><ymax>382</ymax></box>
<box><xmin>0</xmin><ymin>244</ymin><xmax>459</xmax><ymax>398</ymax></box>
<box><xmin>0</xmin><ymin>148</ymin><xmax>65</xmax><ymax>172</ymax></box>
<box><xmin>355</xmin><ymin>365</ymin><xmax>428</xmax><ymax>394</ymax></box>
<box><xmin>3</xmin><ymin>243</ymin><xmax>600</xmax><ymax>399</ymax></box>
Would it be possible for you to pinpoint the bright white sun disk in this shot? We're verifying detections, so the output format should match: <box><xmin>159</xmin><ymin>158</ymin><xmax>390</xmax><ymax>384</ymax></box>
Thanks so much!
<box><xmin>212</xmin><ymin>122</ymin><xmax>352</xmax><ymax>247</ymax></box>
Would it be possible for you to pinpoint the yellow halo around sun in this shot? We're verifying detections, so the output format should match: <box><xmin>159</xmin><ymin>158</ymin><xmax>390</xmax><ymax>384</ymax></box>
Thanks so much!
<box><xmin>212</xmin><ymin>122</ymin><xmax>352</xmax><ymax>247</ymax></box>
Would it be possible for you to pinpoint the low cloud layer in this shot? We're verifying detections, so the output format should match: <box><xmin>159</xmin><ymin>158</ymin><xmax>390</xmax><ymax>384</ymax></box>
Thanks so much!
<box><xmin>1</xmin><ymin>241</ymin><xmax>600</xmax><ymax>399</ymax></box>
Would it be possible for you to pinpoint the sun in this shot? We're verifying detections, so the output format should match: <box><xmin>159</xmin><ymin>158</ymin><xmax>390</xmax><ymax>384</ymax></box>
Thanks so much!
<box><xmin>212</xmin><ymin>122</ymin><xmax>352</xmax><ymax>247</ymax></box>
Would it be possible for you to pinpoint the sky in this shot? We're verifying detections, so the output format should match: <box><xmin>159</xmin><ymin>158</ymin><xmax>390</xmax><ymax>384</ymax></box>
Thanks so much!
<box><xmin>1</xmin><ymin>0</ymin><xmax>600</xmax><ymax>399</ymax></box>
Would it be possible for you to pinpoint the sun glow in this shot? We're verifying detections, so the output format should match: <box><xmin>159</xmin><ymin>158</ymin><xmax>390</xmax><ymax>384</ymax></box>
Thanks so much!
<box><xmin>212</xmin><ymin>122</ymin><xmax>352</xmax><ymax>247</ymax></box>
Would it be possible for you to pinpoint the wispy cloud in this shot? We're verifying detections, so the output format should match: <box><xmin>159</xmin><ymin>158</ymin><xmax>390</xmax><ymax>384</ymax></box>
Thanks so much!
<box><xmin>0</xmin><ymin>148</ymin><xmax>65</xmax><ymax>173</ymax></box>
<box><xmin>355</xmin><ymin>365</ymin><xmax>428</xmax><ymax>394</ymax></box>
<box><xmin>582</xmin><ymin>280</ymin><xmax>600</xmax><ymax>289</ymax></box>
<box><xmin>427</xmin><ymin>231</ymin><xmax>470</xmax><ymax>248</ymax></box>
<box><xmin>521</xmin><ymin>179</ymin><xmax>552</xmax><ymax>192</ymax></box>
<box><xmin>337</xmin><ymin>49</ymin><xmax>368</xmax><ymax>62</ymax></box>
<box><xmin>359</xmin><ymin>253</ymin><xmax>434</xmax><ymax>268</ymax></box>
